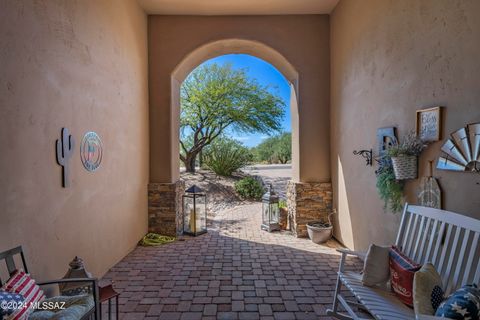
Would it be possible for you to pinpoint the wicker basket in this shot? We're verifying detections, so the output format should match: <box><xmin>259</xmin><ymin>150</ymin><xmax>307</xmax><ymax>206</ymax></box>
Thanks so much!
<box><xmin>391</xmin><ymin>155</ymin><xmax>418</xmax><ymax>180</ymax></box>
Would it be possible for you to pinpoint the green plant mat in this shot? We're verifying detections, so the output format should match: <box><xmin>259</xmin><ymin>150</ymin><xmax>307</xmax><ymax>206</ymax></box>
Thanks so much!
<box><xmin>139</xmin><ymin>233</ymin><xmax>176</xmax><ymax>246</ymax></box>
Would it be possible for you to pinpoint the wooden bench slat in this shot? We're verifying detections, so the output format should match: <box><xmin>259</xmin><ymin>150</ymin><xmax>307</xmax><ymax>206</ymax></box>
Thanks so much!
<box><xmin>405</xmin><ymin>214</ymin><xmax>420</xmax><ymax>256</ymax></box>
<box><xmin>424</xmin><ymin>219</ymin><xmax>439</xmax><ymax>263</ymax></box>
<box><xmin>463</xmin><ymin>232</ymin><xmax>479</xmax><ymax>287</ymax></box>
<box><xmin>443</xmin><ymin>226</ymin><xmax>462</xmax><ymax>295</ymax></box>
<box><xmin>437</xmin><ymin>223</ymin><xmax>453</xmax><ymax>275</ymax></box>
<box><xmin>449</xmin><ymin>229</ymin><xmax>471</xmax><ymax>293</ymax></box>
<box><xmin>400</xmin><ymin>212</ymin><xmax>414</xmax><ymax>251</ymax></box>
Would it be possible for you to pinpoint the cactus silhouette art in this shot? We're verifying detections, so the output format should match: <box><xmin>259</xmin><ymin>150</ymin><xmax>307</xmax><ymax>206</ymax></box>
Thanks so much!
<box><xmin>56</xmin><ymin>128</ymin><xmax>75</xmax><ymax>187</ymax></box>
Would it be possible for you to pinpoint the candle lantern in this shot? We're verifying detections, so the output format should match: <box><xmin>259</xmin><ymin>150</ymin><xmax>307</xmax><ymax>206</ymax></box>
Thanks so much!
<box><xmin>183</xmin><ymin>185</ymin><xmax>207</xmax><ymax>236</ymax></box>
<box><xmin>59</xmin><ymin>256</ymin><xmax>93</xmax><ymax>296</ymax></box>
<box><xmin>261</xmin><ymin>184</ymin><xmax>280</xmax><ymax>232</ymax></box>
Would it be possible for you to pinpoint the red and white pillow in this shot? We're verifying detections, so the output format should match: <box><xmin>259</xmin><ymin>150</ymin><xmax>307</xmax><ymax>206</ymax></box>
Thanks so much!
<box><xmin>1</xmin><ymin>269</ymin><xmax>45</xmax><ymax>319</ymax></box>
<box><xmin>389</xmin><ymin>246</ymin><xmax>421</xmax><ymax>307</ymax></box>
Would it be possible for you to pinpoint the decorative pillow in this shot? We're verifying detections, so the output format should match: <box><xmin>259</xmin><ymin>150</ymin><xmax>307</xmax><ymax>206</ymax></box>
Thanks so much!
<box><xmin>0</xmin><ymin>290</ymin><xmax>25</xmax><ymax>318</ymax></box>
<box><xmin>435</xmin><ymin>284</ymin><xmax>480</xmax><ymax>320</ymax></box>
<box><xmin>413</xmin><ymin>263</ymin><xmax>444</xmax><ymax>315</ymax></box>
<box><xmin>389</xmin><ymin>246</ymin><xmax>421</xmax><ymax>307</ymax></box>
<box><xmin>361</xmin><ymin>244</ymin><xmax>390</xmax><ymax>286</ymax></box>
<box><xmin>29</xmin><ymin>294</ymin><xmax>95</xmax><ymax>320</ymax></box>
<box><xmin>2</xmin><ymin>269</ymin><xmax>45</xmax><ymax>320</ymax></box>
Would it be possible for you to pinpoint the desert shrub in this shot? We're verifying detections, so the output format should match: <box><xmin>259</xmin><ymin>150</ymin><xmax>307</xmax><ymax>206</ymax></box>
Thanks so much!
<box><xmin>235</xmin><ymin>177</ymin><xmax>264</xmax><ymax>200</ymax></box>
<box><xmin>253</xmin><ymin>132</ymin><xmax>291</xmax><ymax>164</ymax></box>
<box><xmin>203</xmin><ymin>138</ymin><xmax>252</xmax><ymax>176</ymax></box>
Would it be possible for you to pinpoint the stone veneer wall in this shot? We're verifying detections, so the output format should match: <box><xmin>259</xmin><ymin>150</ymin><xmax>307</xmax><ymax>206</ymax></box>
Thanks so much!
<box><xmin>148</xmin><ymin>181</ymin><xmax>185</xmax><ymax>236</ymax></box>
<box><xmin>287</xmin><ymin>181</ymin><xmax>333</xmax><ymax>238</ymax></box>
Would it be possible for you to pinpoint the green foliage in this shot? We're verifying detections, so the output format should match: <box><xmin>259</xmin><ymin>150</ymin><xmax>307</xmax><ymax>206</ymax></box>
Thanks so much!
<box><xmin>253</xmin><ymin>132</ymin><xmax>291</xmax><ymax>164</ymax></box>
<box><xmin>386</xmin><ymin>131</ymin><xmax>427</xmax><ymax>157</ymax></box>
<box><xmin>180</xmin><ymin>63</ymin><xmax>286</xmax><ymax>172</ymax></box>
<box><xmin>203</xmin><ymin>138</ymin><xmax>252</xmax><ymax>176</ymax></box>
<box><xmin>279</xmin><ymin>199</ymin><xmax>287</xmax><ymax>209</ymax></box>
<box><xmin>235</xmin><ymin>177</ymin><xmax>264</xmax><ymax>200</ymax></box>
<box><xmin>376</xmin><ymin>165</ymin><xmax>405</xmax><ymax>213</ymax></box>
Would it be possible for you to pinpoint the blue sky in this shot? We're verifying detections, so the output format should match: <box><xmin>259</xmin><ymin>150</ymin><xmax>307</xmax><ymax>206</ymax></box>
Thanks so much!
<box><xmin>198</xmin><ymin>54</ymin><xmax>291</xmax><ymax>147</ymax></box>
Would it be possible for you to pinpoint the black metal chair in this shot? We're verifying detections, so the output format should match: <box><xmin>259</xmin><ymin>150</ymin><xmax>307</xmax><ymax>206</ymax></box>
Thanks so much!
<box><xmin>0</xmin><ymin>246</ymin><xmax>100</xmax><ymax>320</ymax></box>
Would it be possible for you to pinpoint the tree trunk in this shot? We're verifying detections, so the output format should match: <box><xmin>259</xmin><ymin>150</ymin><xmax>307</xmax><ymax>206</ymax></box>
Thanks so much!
<box><xmin>184</xmin><ymin>152</ymin><xmax>197</xmax><ymax>173</ymax></box>
<box><xmin>199</xmin><ymin>150</ymin><xmax>203</xmax><ymax>168</ymax></box>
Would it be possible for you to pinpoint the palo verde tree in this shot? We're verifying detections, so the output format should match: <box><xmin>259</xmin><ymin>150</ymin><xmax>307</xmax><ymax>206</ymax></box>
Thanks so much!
<box><xmin>180</xmin><ymin>63</ymin><xmax>285</xmax><ymax>172</ymax></box>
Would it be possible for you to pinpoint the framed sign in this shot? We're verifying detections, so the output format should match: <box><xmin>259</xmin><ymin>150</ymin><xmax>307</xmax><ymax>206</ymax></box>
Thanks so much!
<box><xmin>416</xmin><ymin>107</ymin><xmax>442</xmax><ymax>142</ymax></box>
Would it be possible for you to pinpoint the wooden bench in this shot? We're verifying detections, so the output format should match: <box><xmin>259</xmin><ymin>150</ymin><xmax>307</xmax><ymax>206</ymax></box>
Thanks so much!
<box><xmin>326</xmin><ymin>204</ymin><xmax>480</xmax><ymax>320</ymax></box>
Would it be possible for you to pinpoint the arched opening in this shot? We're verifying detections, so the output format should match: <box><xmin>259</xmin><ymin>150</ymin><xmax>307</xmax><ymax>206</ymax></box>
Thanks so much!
<box><xmin>170</xmin><ymin>39</ymin><xmax>300</xmax><ymax>183</ymax></box>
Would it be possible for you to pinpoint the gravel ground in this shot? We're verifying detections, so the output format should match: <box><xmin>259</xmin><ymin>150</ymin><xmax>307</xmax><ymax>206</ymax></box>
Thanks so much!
<box><xmin>180</xmin><ymin>165</ymin><xmax>292</xmax><ymax>216</ymax></box>
<box><xmin>180</xmin><ymin>170</ymin><xmax>256</xmax><ymax>216</ymax></box>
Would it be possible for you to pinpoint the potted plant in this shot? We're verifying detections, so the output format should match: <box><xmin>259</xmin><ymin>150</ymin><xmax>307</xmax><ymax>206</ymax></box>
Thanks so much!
<box><xmin>306</xmin><ymin>210</ymin><xmax>335</xmax><ymax>244</ymax></box>
<box><xmin>386</xmin><ymin>132</ymin><xmax>427</xmax><ymax>180</ymax></box>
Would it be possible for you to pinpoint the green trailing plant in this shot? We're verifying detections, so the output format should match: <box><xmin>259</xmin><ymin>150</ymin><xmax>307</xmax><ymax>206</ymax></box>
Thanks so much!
<box><xmin>203</xmin><ymin>138</ymin><xmax>253</xmax><ymax>176</ymax></box>
<box><xmin>279</xmin><ymin>199</ymin><xmax>287</xmax><ymax>209</ymax></box>
<box><xmin>376</xmin><ymin>165</ymin><xmax>405</xmax><ymax>213</ymax></box>
<box><xmin>234</xmin><ymin>177</ymin><xmax>264</xmax><ymax>200</ymax></box>
<box><xmin>386</xmin><ymin>131</ymin><xmax>427</xmax><ymax>157</ymax></box>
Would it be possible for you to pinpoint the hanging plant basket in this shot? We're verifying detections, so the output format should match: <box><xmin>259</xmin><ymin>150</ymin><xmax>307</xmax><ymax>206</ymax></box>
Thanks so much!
<box><xmin>391</xmin><ymin>155</ymin><xmax>418</xmax><ymax>180</ymax></box>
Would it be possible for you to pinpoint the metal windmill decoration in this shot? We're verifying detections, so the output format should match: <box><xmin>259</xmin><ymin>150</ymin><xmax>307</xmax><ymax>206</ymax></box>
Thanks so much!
<box><xmin>436</xmin><ymin>122</ymin><xmax>480</xmax><ymax>173</ymax></box>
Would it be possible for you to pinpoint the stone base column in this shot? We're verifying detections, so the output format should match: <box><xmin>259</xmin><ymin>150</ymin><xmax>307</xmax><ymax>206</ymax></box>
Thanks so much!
<box><xmin>286</xmin><ymin>181</ymin><xmax>333</xmax><ymax>238</ymax></box>
<box><xmin>148</xmin><ymin>181</ymin><xmax>185</xmax><ymax>236</ymax></box>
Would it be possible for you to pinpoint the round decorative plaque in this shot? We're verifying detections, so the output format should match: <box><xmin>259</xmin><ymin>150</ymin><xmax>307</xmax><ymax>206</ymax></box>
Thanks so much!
<box><xmin>80</xmin><ymin>131</ymin><xmax>103</xmax><ymax>172</ymax></box>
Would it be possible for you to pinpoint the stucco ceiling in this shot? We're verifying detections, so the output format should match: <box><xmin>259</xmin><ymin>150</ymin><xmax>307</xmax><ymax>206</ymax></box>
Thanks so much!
<box><xmin>137</xmin><ymin>0</ymin><xmax>340</xmax><ymax>15</ymax></box>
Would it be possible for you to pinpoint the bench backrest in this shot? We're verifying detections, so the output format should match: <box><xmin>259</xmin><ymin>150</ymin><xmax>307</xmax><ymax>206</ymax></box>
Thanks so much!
<box><xmin>0</xmin><ymin>246</ymin><xmax>28</xmax><ymax>286</ymax></box>
<box><xmin>395</xmin><ymin>204</ymin><xmax>480</xmax><ymax>296</ymax></box>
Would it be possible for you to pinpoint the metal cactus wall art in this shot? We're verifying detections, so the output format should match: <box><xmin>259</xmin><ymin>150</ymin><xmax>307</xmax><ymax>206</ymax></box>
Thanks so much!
<box><xmin>56</xmin><ymin>128</ymin><xmax>75</xmax><ymax>187</ymax></box>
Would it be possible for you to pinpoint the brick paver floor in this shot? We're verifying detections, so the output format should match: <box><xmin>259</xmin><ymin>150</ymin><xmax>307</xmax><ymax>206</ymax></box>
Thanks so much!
<box><xmin>103</xmin><ymin>203</ymin><xmax>362</xmax><ymax>320</ymax></box>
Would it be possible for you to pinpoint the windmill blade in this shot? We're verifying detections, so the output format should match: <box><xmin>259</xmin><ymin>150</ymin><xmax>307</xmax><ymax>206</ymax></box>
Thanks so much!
<box><xmin>436</xmin><ymin>156</ymin><xmax>465</xmax><ymax>171</ymax></box>
<box><xmin>451</xmin><ymin>128</ymin><xmax>472</xmax><ymax>162</ymax></box>
<box><xmin>440</xmin><ymin>139</ymin><xmax>468</xmax><ymax>165</ymax></box>
<box><xmin>468</xmin><ymin>122</ymin><xmax>480</xmax><ymax>162</ymax></box>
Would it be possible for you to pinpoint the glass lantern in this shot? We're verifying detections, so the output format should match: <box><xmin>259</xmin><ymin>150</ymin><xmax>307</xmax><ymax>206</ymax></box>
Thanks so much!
<box><xmin>183</xmin><ymin>185</ymin><xmax>207</xmax><ymax>236</ymax></box>
<box><xmin>261</xmin><ymin>184</ymin><xmax>280</xmax><ymax>232</ymax></box>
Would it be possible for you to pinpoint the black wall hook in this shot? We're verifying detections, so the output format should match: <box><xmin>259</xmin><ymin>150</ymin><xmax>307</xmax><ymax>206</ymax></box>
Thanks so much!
<box><xmin>353</xmin><ymin>149</ymin><xmax>373</xmax><ymax>166</ymax></box>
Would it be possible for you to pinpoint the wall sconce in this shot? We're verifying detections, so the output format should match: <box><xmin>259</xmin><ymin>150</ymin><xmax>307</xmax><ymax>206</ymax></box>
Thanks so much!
<box><xmin>353</xmin><ymin>149</ymin><xmax>373</xmax><ymax>166</ymax></box>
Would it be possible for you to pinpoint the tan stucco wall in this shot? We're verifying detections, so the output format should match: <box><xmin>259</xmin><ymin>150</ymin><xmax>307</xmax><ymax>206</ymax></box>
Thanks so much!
<box><xmin>0</xmin><ymin>0</ymin><xmax>149</xmax><ymax>280</ymax></box>
<box><xmin>331</xmin><ymin>0</ymin><xmax>480</xmax><ymax>250</ymax></box>
<box><xmin>148</xmin><ymin>15</ymin><xmax>331</xmax><ymax>183</ymax></box>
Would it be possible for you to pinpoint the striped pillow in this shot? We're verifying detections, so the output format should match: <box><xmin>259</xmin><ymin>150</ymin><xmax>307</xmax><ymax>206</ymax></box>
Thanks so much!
<box><xmin>2</xmin><ymin>269</ymin><xmax>45</xmax><ymax>320</ymax></box>
<box><xmin>389</xmin><ymin>246</ymin><xmax>421</xmax><ymax>307</ymax></box>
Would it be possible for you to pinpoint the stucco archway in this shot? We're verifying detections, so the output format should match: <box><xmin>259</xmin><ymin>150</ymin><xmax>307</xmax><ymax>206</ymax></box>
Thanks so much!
<box><xmin>170</xmin><ymin>38</ymin><xmax>300</xmax><ymax>182</ymax></box>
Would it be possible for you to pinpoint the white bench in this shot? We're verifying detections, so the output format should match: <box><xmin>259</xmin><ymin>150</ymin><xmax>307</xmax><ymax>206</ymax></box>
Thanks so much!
<box><xmin>326</xmin><ymin>204</ymin><xmax>480</xmax><ymax>320</ymax></box>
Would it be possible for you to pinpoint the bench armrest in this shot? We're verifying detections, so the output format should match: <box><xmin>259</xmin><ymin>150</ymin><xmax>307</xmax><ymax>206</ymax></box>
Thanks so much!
<box><xmin>37</xmin><ymin>277</ymin><xmax>98</xmax><ymax>286</ymax></box>
<box><xmin>336</xmin><ymin>248</ymin><xmax>366</xmax><ymax>261</ymax></box>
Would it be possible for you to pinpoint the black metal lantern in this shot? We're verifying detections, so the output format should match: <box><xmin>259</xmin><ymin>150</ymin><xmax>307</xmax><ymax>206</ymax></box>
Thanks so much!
<box><xmin>183</xmin><ymin>185</ymin><xmax>207</xmax><ymax>236</ymax></box>
<box><xmin>261</xmin><ymin>184</ymin><xmax>280</xmax><ymax>232</ymax></box>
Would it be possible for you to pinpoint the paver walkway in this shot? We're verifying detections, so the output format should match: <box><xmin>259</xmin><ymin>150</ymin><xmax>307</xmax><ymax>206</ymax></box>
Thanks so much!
<box><xmin>103</xmin><ymin>203</ymin><xmax>362</xmax><ymax>320</ymax></box>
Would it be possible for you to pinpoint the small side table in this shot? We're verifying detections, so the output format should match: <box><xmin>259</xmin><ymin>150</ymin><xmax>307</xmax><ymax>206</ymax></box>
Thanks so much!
<box><xmin>99</xmin><ymin>282</ymin><xmax>120</xmax><ymax>320</ymax></box>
